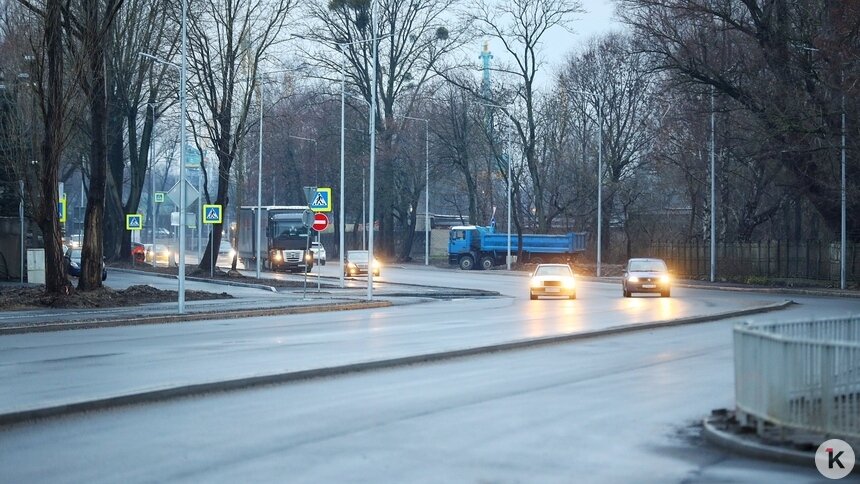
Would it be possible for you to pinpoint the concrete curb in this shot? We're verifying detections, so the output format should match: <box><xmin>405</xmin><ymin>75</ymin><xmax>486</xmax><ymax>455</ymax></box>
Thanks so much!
<box><xmin>0</xmin><ymin>299</ymin><xmax>792</xmax><ymax>427</ymax></box>
<box><xmin>576</xmin><ymin>275</ymin><xmax>860</xmax><ymax>298</ymax></box>
<box><xmin>702</xmin><ymin>416</ymin><xmax>813</xmax><ymax>467</ymax></box>
<box><xmin>109</xmin><ymin>267</ymin><xmax>279</xmax><ymax>293</ymax></box>
<box><xmin>0</xmin><ymin>300</ymin><xmax>392</xmax><ymax>335</ymax></box>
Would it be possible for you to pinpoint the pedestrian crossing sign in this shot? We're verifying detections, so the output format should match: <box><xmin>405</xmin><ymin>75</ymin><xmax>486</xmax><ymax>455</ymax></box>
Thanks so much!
<box><xmin>309</xmin><ymin>187</ymin><xmax>332</xmax><ymax>213</ymax></box>
<box><xmin>203</xmin><ymin>204</ymin><xmax>222</xmax><ymax>224</ymax></box>
<box><xmin>126</xmin><ymin>214</ymin><xmax>143</xmax><ymax>230</ymax></box>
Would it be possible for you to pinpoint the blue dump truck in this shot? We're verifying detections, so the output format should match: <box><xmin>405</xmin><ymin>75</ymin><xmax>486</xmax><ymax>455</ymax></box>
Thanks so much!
<box><xmin>448</xmin><ymin>225</ymin><xmax>588</xmax><ymax>270</ymax></box>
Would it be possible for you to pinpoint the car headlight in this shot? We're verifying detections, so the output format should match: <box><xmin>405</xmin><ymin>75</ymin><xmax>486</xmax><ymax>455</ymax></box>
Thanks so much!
<box><xmin>563</xmin><ymin>278</ymin><xmax>575</xmax><ymax>289</ymax></box>
<box><xmin>660</xmin><ymin>275</ymin><xmax>670</xmax><ymax>284</ymax></box>
<box><xmin>273</xmin><ymin>252</ymin><xmax>282</xmax><ymax>262</ymax></box>
<box><xmin>372</xmin><ymin>259</ymin><xmax>381</xmax><ymax>269</ymax></box>
<box><xmin>628</xmin><ymin>276</ymin><xmax>639</xmax><ymax>283</ymax></box>
<box><xmin>530</xmin><ymin>278</ymin><xmax>541</xmax><ymax>288</ymax></box>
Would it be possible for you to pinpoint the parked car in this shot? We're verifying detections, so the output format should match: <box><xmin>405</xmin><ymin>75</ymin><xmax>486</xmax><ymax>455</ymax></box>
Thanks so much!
<box><xmin>310</xmin><ymin>241</ymin><xmax>327</xmax><ymax>265</ymax></box>
<box><xmin>344</xmin><ymin>250</ymin><xmax>380</xmax><ymax>277</ymax></box>
<box><xmin>622</xmin><ymin>258</ymin><xmax>671</xmax><ymax>298</ymax></box>
<box><xmin>64</xmin><ymin>247</ymin><xmax>107</xmax><ymax>281</ymax></box>
<box><xmin>131</xmin><ymin>242</ymin><xmax>146</xmax><ymax>263</ymax></box>
<box><xmin>145</xmin><ymin>244</ymin><xmax>175</xmax><ymax>266</ymax></box>
<box><xmin>529</xmin><ymin>263</ymin><xmax>576</xmax><ymax>300</ymax></box>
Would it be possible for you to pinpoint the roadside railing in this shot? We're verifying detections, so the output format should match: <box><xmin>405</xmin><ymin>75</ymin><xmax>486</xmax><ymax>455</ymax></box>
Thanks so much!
<box><xmin>734</xmin><ymin>316</ymin><xmax>860</xmax><ymax>441</ymax></box>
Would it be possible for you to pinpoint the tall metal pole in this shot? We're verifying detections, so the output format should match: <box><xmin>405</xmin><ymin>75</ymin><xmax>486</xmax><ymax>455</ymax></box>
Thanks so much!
<box><xmin>597</xmin><ymin>101</ymin><xmax>602</xmax><ymax>278</ymax></box>
<box><xmin>151</xmin><ymin>106</ymin><xmax>156</xmax><ymax>247</ymax></box>
<box><xmin>710</xmin><ymin>86</ymin><xmax>716</xmax><ymax>283</ymax></box>
<box><xmin>362</xmin><ymin>175</ymin><xmax>366</xmax><ymax>250</ymax></box>
<box><xmin>339</xmin><ymin>64</ymin><xmax>346</xmax><ymax>288</ymax></box>
<box><xmin>424</xmin><ymin>121</ymin><xmax>429</xmax><ymax>265</ymax></box>
<box><xmin>178</xmin><ymin>0</ymin><xmax>188</xmax><ymax>313</ymax></box>
<box><xmin>256</xmin><ymin>80</ymin><xmax>263</xmax><ymax>279</ymax></box>
<box><xmin>19</xmin><ymin>180</ymin><xmax>24</xmax><ymax>284</ymax></box>
<box><xmin>367</xmin><ymin>0</ymin><xmax>378</xmax><ymax>301</ymax></box>
<box><xmin>507</xmin><ymin>153</ymin><xmax>511</xmax><ymax>271</ymax></box>
<box><xmin>840</xmin><ymin>69</ymin><xmax>846</xmax><ymax>290</ymax></box>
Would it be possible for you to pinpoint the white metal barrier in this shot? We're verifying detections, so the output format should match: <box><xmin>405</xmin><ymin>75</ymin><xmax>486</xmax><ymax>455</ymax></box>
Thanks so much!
<box><xmin>734</xmin><ymin>316</ymin><xmax>860</xmax><ymax>441</ymax></box>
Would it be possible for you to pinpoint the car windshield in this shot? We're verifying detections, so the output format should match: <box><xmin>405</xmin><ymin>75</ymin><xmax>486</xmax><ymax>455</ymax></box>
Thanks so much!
<box><xmin>628</xmin><ymin>260</ymin><xmax>667</xmax><ymax>272</ymax></box>
<box><xmin>272</xmin><ymin>220</ymin><xmax>308</xmax><ymax>238</ymax></box>
<box><xmin>348</xmin><ymin>251</ymin><xmax>368</xmax><ymax>262</ymax></box>
<box><xmin>534</xmin><ymin>265</ymin><xmax>572</xmax><ymax>277</ymax></box>
<box><xmin>68</xmin><ymin>249</ymin><xmax>82</xmax><ymax>259</ymax></box>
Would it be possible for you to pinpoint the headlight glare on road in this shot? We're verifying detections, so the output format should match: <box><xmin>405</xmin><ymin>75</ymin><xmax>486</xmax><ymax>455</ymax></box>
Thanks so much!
<box><xmin>628</xmin><ymin>276</ymin><xmax>639</xmax><ymax>283</ymax></box>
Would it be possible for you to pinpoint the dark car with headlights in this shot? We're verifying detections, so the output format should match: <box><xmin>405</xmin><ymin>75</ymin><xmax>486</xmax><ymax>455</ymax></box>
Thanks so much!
<box><xmin>64</xmin><ymin>247</ymin><xmax>107</xmax><ymax>281</ymax></box>
<box><xmin>623</xmin><ymin>258</ymin><xmax>670</xmax><ymax>297</ymax></box>
<box><xmin>344</xmin><ymin>250</ymin><xmax>380</xmax><ymax>277</ymax></box>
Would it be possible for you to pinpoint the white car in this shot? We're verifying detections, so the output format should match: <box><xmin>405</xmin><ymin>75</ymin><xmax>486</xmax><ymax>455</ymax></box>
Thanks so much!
<box><xmin>311</xmin><ymin>241</ymin><xmax>326</xmax><ymax>265</ymax></box>
<box><xmin>529</xmin><ymin>264</ymin><xmax>576</xmax><ymax>300</ymax></box>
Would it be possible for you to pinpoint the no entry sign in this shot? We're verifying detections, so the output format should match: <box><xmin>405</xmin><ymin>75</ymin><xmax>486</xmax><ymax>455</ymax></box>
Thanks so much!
<box><xmin>312</xmin><ymin>212</ymin><xmax>329</xmax><ymax>232</ymax></box>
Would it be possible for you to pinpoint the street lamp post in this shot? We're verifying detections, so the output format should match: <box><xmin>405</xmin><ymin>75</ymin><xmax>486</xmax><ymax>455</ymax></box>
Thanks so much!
<box><xmin>710</xmin><ymin>86</ymin><xmax>716</xmax><ymax>283</ymax></box>
<box><xmin>478</xmin><ymin>101</ymin><xmax>512</xmax><ymax>270</ymax></box>
<box><xmin>368</xmin><ymin>0</ymin><xmax>378</xmax><ymax>301</ymax></box>
<box><xmin>330</xmin><ymin>39</ymin><xmax>387</xmax><ymax>289</ymax></box>
<box><xmin>840</xmin><ymin>69</ymin><xmax>846</xmax><ymax>290</ymax></box>
<box><xmin>256</xmin><ymin>80</ymin><xmax>263</xmax><ymax>279</ymax></box>
<box><xmin>139</xmin><ymin>46</ymin><xmax>187</xmax><ymax>313</ymax></box>
<box><xmin>403</xmin><ymin>116</ymin><xmax>430</xmax><ymax>265</ymax></box>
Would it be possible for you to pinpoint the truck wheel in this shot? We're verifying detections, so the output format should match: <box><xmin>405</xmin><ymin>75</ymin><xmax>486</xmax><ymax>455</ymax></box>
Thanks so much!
<box><xmin>479</xmin><ymin>256</ymin><xmax>495</xmax><ymax>271</ymax></box>
<box><xmin>458</xmin><ymin>255</ymin><xmax>475</xmax><ymax>270</ymax></box>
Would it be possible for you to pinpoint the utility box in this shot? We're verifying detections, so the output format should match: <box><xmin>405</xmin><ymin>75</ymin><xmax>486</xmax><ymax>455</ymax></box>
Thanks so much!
<box><xmin>26</xmin><ymin>248</ymin><xmax>45</xmax><ymax>285</ymax></box>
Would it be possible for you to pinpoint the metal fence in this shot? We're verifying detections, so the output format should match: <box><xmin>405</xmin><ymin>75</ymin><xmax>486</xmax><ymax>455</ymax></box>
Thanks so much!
<box><xmin>647</xmin><ymin>240</ymin><xmax>859</xmax><ymax>282</ymax></box>
<box><xmin>734</xmin><ymin>316</ymin><xmax>860</xmax><ymax>441</ymax></box>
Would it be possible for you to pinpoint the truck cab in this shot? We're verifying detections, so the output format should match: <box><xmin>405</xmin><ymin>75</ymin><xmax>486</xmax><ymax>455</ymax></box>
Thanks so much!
<box><xmin>448</xmin><ymin>225</ymin><xmax>492</xmax><ymax>270</ymax></box>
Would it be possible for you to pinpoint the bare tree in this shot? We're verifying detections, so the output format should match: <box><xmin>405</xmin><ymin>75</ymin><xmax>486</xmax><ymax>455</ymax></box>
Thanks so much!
<box><xmin>304</xmin><ymin>0</ymin><xmax>463</xmax><ymax>258</ymax></box>
<box><xmin>558</xmin><ymin>33</ymin><xmax>656</xmax><ymax>258</ymax></box>
<box><xmin>103</xmin><ymin>0</ymin><xmax>179</xmax><ymax>261</ymax></box>
<box><xmin>11</xmin><ymin>0</ymin><xmax>77</xmax><ymax>294</ymax></box>
<box><xmin>186</xmin><ymin>0</ymin><xmax>295</xmax><ymax>271</ymax></box>
<box><xmin>445</xmin><ymin>0</ymin><xmax>583</xmax><ymax>233</ymax></box>
<box><xmin>619</xmin><ymin>0</ymin><xmax>860</xmax><ymax>238</ymax></box>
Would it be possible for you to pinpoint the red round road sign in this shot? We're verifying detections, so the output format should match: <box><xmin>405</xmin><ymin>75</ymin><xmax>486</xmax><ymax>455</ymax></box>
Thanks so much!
<box><xmin>312</xmin><ymin>212</ymin><xmax>329</xmax><ymax>232</ymax></box>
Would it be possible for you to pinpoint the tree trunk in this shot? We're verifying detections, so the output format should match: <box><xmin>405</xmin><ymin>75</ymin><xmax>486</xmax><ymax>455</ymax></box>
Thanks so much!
<box><xmin>79</xmin><ymin>0</ymin><xmax>108</xmax><ymax>291</ymax></box>
<box><xmin>38</xmin><ymin>0</ymin><xmax>73</xmax><ymax>295</ymax></box>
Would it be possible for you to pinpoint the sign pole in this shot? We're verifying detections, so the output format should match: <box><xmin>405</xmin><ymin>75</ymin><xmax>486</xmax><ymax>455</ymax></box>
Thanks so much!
<box><xmin>19</xmin><ymin>180</ymin><xmax>24</xmax><ymax>284</ymax></box>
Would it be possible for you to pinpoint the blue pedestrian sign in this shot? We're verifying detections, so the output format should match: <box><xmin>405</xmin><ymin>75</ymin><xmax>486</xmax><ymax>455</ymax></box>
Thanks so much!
<box><xmin>309</xmin><ymin>187</ymin><xmax>332</xmax><ymax>213</ymax></box>
<box><xmin>126</xmin><ymin>214</ymin><xmax>143</xmax><ymax>231</ymax></box>
<box><xmin>203</xmin><ymin>204</ymin><xmax>222</xmax><ymax>224</ymax></box>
